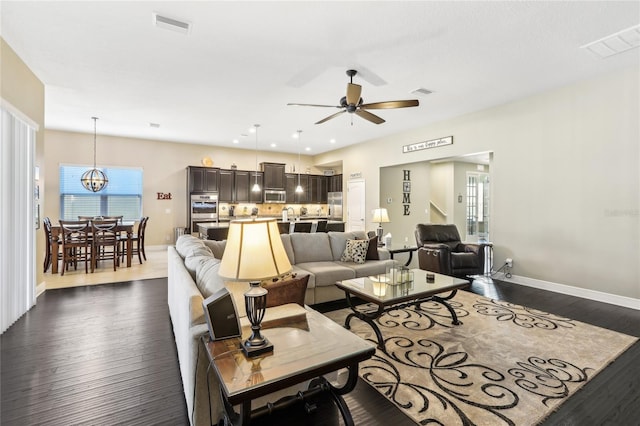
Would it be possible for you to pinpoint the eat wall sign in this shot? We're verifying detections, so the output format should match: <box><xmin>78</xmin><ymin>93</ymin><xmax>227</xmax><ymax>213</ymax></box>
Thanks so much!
<box><xmin>157</xmin><ymin>192</ymin><xmax>172</xmax><ymax>200</ymax></box>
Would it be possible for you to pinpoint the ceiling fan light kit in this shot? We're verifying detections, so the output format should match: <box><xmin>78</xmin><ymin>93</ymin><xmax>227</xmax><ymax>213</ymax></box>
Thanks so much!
<box><xmin>288</xmin><ymin>69</ymin><xmax>419</xmax><ymax>125</ymax></box>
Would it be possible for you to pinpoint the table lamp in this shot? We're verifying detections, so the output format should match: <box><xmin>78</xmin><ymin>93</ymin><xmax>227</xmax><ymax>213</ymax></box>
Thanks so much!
<box><xmin>371</xmin><ymin>208</ymin><xmax>390</xmax><ymax>246</ymax></box>
<box><xmin>218</xmin><ymin>218</ymin><xmax>292</xmax><ymax>357</ymax></box>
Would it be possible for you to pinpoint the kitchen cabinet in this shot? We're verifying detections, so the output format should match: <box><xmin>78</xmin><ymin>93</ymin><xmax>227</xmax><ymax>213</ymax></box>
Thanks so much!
<box><xmin>261</xmin><ymin>162</ymin><xmax>286</xmax><ymax>190</ymax></box>
<box><xmin>309</xmin><ymin>175</ymin><xmax>328</xmax><ymax>203</ymax></box>
<box><xmin>328</xmin><ymin>174</ymin><xmax>343</xmax><ymax>193</ymax></box>
<box><xmin>219</xmin><ymin>169</ymin><xmax>263</xmax><ymax>203</ymax></box>
<box><xmin>285</xmin><ymin>173</ymin><xmax>308</xmax><ymax>204</ymax></box>
<box><xmin>188</xmin><ymin>166</ymin><xmax>219</xmax><ymax>193</ymax></box>
<box><xmin>218</xmin><ymin>169</ymin><xmax>234</xmax><ymax>202</ymax></box>
<box><xmin>235</xmin><ymin>170</ymin><xmax>264</xmax><ymax>203</ymax></box>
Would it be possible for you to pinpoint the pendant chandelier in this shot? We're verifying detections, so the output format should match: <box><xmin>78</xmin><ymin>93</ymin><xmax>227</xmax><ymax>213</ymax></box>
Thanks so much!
<box><xmin>80</xmin><ymin>117</ymin><xmax>108</xmax><ymax>192</ymax></box>
<box><xmin>252</xmin><ymin>124</ymin><xmax>261</xmax><ymax>192</ymax></box>
<box><xmin>295</xmin><ymin>130</ymin><xmax>303</xmax><ymax>193</ymax></box>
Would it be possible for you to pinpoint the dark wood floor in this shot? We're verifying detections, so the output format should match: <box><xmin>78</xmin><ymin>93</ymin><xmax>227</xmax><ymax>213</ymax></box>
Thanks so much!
<box><xmin>1</xmin><ymin>277</ymin><xmax>638</xmax><ymax>426</ymax></box>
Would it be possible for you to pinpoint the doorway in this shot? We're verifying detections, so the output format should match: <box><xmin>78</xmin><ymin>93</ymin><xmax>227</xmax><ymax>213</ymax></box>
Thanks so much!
<box><xmin>465</xmin><ymin>172</ymin><xmax>490</xmax><ymax>242</ymax></box>
<box><xmin>347</xmin><ymin>179</ymin><xmax>365</xmax><ymax>231</ymax></box>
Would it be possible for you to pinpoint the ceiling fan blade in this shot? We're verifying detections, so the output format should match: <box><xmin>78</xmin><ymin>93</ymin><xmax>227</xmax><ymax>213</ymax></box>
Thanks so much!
<box><xmin>346</xmin><ymin>83</ymin><xmax>362</xmax><ymax>105</ymax></box>
<box><xmin>355</xmin><ymin>109</ymin><xmax>385</xmax><ymax>124</ymax></box>
<box><xmin>287</xmin><ymin>103</ymin><xmax>341</xmax><ymax>108</ymax></box>
<box><xmin>360</xmin><ymin>99</ymin><xmax>419</xmax><ymax>109</ymax></box>
<box><xmin>315</xmin><ymin>110</ymin><xmax>346</xmax><ymax>125</ymax></box>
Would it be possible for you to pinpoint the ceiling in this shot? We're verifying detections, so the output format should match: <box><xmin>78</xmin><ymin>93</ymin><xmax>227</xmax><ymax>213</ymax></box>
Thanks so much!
<box><xmin>2</xmin><ymin>1</ymin><xmax>638</xmax><ymax>155</ymax></box>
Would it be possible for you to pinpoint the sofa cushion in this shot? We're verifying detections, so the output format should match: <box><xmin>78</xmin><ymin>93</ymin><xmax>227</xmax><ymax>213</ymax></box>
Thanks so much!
<box><xmin>328</xmin><ymin>231</ymin><xmax>367</xmax><ymax>260</ymax></box>
<box><xmin>347</xmin><ymin>259</ymin><xmax>394</xmax><ymax>277</ymax></box>
<box><xmin>280</xmin><ymin>234</ymin><xmax>295</xmax><ymax>265</ymax></box>
<box><xmin>176</xmin><ymin>235</ymin><xmax>213</xmax><ymax>259</ymax></box>
<box><xmin>184</xmin><ymin>255</ymin><xmax>214</xmax><ymax>280</ymax></box>
<box><xmin>340</xmin><ymin>239</ymin><xmax>369</xmax><ymax>264</ymax></box>
<box><xmin>295</xmin><ymin>261</ymin><xmax>355</xmax><ymax>287</ymax></box>
<box><xmin>290</xmin><ymin>233</ymin><xmax>332</xmax><ymax>263</ymax></box>
<box><xmin>195</xmin><ymin>257</ymin><xmax>225</xmax><ymax>298</ymax></box>
<box><xmin>202</xmin><ymin>239</ymin><xmax>226</xmax><ymax>260</ymax></box>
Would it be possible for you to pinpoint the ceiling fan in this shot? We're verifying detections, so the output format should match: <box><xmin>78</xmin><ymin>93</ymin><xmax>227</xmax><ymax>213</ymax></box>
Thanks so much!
<box><xmin>287</xmin><ymin>69</ymin><xmax>419</xmax><ymax>125</ymax></box>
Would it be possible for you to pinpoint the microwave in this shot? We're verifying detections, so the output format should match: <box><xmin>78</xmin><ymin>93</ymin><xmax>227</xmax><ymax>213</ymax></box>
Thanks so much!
<box><xmin>264</xmin><ymin>190</ymin><xmax>286</xmax><ymax>203</ymax></box>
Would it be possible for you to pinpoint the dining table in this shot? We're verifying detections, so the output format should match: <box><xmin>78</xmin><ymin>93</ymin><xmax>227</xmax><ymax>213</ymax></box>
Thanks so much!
<box><xmin>50</xmin><ymin>221</ymin><xmax>135</xmax><ymax>274</ymax></box>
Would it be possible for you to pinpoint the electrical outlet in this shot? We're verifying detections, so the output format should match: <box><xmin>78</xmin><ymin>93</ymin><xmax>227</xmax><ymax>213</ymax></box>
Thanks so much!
<box><xmin>506</xmin><ymin>258</ymin><xmax>513</xmax><ymax>268</ymax></box>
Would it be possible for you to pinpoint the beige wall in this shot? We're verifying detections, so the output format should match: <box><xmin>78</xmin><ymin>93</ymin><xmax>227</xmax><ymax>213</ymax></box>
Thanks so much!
<box><xmin>1</xmin><ymin>38</ymin><xmax>46</xmax><ymax>286</ymax></box>
<box><xmin>43</xmin><ymin>130</ymin><xmax>319</xmax><ymax>245</ymax></box>
<box><xmin>315</xmin><ymin>66</ymin><xmax>640</xmax><ymax>300</ymax></box>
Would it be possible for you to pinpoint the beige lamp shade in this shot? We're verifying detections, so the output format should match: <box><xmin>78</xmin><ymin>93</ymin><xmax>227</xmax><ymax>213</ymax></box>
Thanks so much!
<box><xmin>372</xmin><ymin>208</ymin><xmax>390</xmax><ymax>223</ymax></box>
<box><xmin>219</xmin><ymin>218</ymin><xmax>292</xmax><ymax>281</ymax></box>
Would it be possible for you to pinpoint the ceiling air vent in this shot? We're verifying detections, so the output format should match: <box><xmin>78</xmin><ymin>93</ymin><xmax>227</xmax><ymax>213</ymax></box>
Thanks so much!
<box><xmin>411</xmin><ymin>88</ymin><xmax>433</xmax><ymax>96</ymax></box>
<box><xmin>153</xmin><ymin>13</ymin><xmax>191</xmax><ymax>35</ymax></box>
<box><xmin>581</xmin><ymin>24</ymin><xmax>640</xmax><ymax>58</ymax></box>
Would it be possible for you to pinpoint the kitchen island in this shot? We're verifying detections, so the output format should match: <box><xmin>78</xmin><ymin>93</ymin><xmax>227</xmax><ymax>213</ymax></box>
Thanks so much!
<box><xmin>197</xmin><ymin>218</ymin><xmax>345</xmax><ymax>240</ymax></box>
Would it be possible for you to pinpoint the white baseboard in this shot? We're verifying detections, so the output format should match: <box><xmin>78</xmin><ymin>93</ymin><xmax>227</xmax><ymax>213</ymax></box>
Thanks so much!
<box><xmin>493</xmin><ymin>272</ymin><xmax>640</xmax><ymax>311</ymax></box>
<box><xmin>36</xmin><ymin>282</ymin><xmax>46</xmax><ymax>298</ymax></box>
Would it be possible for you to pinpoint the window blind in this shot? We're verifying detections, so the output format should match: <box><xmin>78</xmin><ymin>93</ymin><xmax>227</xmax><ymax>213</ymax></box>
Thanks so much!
<box><xmin>59</xmin><ymin>165</ymin><xmax>143</xmax><ymax>221</ymax></box>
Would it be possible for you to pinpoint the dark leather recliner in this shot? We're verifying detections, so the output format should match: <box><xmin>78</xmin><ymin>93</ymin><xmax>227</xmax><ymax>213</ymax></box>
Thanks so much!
<box><xmin>414</xmin><ymin>223</ymin><xmax>488</xmax><ymax>278</ymax></box>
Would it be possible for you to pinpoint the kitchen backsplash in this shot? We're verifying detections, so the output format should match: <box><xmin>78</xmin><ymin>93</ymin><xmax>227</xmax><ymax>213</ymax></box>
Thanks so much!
<box><xmin>219</xmin><ymin>203</ymin><xmax>328</xmax><ymax>219</ymax></box>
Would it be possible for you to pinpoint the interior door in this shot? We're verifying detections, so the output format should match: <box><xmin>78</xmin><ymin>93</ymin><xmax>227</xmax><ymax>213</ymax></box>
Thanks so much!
<box><xmin>347</xmin><ymin>179</ymin><xmax>365</xmax><ymax>231</ymax></box>
<box><xmin>466</xmin><ymin>172</ymin><xmax>490</xmax><ymax>242</ymax></box>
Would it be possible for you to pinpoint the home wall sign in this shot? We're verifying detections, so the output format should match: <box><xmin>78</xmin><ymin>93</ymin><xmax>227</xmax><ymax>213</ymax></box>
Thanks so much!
<box><xmin>157</xmin><ymin>192</ymin><xmax>172</xmax><ymax>200</ymax></box>
<box><xmin>402</xmin><ymin>169</ymin><xmax>411</xmax><ymax>216</ymax></box>
<box><xmin>402</xmin><ymin>136</ymin><xmax>453</xmax><ymax>153</ymax></box>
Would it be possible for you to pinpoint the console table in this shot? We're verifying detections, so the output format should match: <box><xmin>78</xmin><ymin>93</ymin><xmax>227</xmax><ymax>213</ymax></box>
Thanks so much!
<box><xmin>203</xmin><ymin>307</ymin><xmax>375</xmax><ymax>425</ymax></box>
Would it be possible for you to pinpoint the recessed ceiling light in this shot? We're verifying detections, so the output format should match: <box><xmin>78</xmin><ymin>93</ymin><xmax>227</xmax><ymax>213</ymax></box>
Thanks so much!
<box><xmin>152</xmin><ymin>13</ymin><xmax>191</xmax><ymax>35</ymax></box>
<box><xmin>411</xmin><ymin>88</ymin><xmax>433</xmax><ymax>96</ymax></box>
<box><xmin>232</xmin><ymin>139</ymin><xmax>239</xmax><ymax>144</ymax></box>
<box><xmin>292</xmin><ymin>132</ymin><xmax>299</xmax><ymax>139</ymax></box>
<box><xmin>330</xmin><ymin>138</ymin><xmax>336</xmax><ymax>144</ymax></box>
<box><xmin>581</xmin><ymin>24</ymin><xmax>640</xmax><ymax>58</ymax></box>
<box><xmin>305</xmin><ymin>147</ymin><xmax>311</xmax><ymax>152</ymax></box>
<box><xmin>249</xmin><ymin>127</ymin><xmax>256</xmax><ymax>133</ymax></box>
<box><xmin>270</xmin><ymin>143</ymin><xmax>276</xmax><ymax>148</ymax></box>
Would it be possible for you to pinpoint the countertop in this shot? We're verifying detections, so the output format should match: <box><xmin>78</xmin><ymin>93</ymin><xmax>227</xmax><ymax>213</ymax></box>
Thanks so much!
<box><xmin>197</xmin><ymin>218</ymin><xmax>343</xmax><ymax>230</ymax></box>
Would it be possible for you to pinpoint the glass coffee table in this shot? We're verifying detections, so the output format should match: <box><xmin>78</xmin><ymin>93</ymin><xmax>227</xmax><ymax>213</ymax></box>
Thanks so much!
<box><xmin>336</xmin><ymin>269</ymin><xmax>470</xmax><ymax>353</ymax></box>
<box><xmin>202</xmin><ymin>306</ymin><xmax>375</xmax><ymax>425</ymax></box>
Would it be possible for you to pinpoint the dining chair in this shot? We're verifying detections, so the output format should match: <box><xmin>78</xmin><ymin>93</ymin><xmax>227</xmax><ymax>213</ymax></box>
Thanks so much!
<box><xmin>121</xmin><ymin>216</ymin><xmax>148</xmax><ymax>264</ymax></box>
<box><xmin>59</xmin><ymin>219</ymin><xmax>92</xmax><ymax>275</ymax></box>
<box><xmin>91</xmin><ymin>219</ymin><xmax>120</xmax><ymax>272</ymax></box>
<box><xmin>42</xmin><ymin>217</ymin><xmax>61</xmax><ymax>273</ymax></box>
<box><xmin>315</xmin><ymin>220</ymin><xmax>328</xmax><ymax>233</ymax></box>
<box><xmin>292</xmin><ymin>222</ymin><xmax>312</xmax><ymax>233</ymax></box>
<box><xmin>103</xmin><ymin>215</ymin><xmax>124</xmax><ymax>224</ymax></box>
<box><xmin>277</xmin><ymin>221</ymin><xmax>290</xmax><ymax>234</ymax></box>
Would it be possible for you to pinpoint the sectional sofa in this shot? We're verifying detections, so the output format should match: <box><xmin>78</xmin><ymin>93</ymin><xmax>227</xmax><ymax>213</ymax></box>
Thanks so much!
<box><xmin>168</xmin><ymin>231</ymin><xmax>395</xmax><ymax>425</ymax></box>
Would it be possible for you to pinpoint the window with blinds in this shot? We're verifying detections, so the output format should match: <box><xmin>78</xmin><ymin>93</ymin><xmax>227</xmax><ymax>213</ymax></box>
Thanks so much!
<box><xmin>60</xmin><ymin>165</ymin><xmax>143</xmax><ymax>221</ymax></box>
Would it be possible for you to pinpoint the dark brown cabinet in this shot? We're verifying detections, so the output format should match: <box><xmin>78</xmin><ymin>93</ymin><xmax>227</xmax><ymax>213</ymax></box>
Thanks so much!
<box><xmin>309</xmin><ymin>175</ymin><xmax>328</xmax><ymax>203</ymax></box>
<box><xmin>261</xmin><ymin>162</ymin><xmax>286</xmax><ymax>190</ymax></box>
<box><xmin>235</xmin><ymin>170</ymin><xmax>264</xmax><ymax>203</ymax></box>
<box><xmin>188</xmin><ymin>166</ymin><xmax>219</xmax><ymax>193</ymax></box>
<box><xmin>285</xmin><ymin>173</ymin><xmax>308</xmax><ymax>204</ymax></box>
<box><xmin>218</xmin><ymin>169</ymin><xmax>234</xmax><ymax>202</ymax></box>
<box><xmin>219</xmin><ymin>169</ymin><xmax>263</xmax><ymax>203</ymax></box>
<box><xmin>328</xmin><ymin>174</ymin><xmax>342</xmax><ymax>193</ymax></box>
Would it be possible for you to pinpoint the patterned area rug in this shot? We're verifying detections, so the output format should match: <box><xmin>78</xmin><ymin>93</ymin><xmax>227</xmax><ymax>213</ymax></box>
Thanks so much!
<box><xmin>324</xmin><ymin>290</ymin><xmax>637</xmax><ymax>425</ymax></box>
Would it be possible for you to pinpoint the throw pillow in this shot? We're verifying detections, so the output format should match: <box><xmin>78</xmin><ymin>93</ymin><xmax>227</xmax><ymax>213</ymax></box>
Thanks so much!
<box><xmin>262</xmin><ymin>274</ymin><xmax>310</xmax><ymax>308</ymax></box>
<box><xmin>340</xmin><ymin>239</ymin><xmax>369</xmax><ymax>264</ymax></box>
<box><xmin>365</xmin><ymin>235</ymin><xmax>379</xmax><ymax>260</ymax></box>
